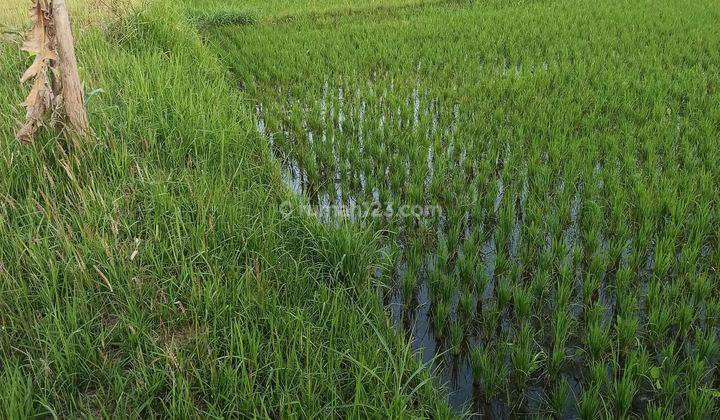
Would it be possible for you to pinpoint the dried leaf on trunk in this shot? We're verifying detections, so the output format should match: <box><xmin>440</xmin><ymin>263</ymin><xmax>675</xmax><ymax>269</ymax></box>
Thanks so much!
<box><xmin>16</xmin><ymin>0</ymin><xmax>58</xmax><ymax>143</ymax></box>
<box><xmin>16</xmin><ymin>70</ymin><xmax>53</xmax><ymax>143</ymax></box>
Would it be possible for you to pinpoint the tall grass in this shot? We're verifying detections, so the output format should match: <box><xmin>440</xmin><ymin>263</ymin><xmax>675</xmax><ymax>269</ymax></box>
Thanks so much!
<box><xmin>0</xmin><ymin>0</ymin><xmax>452</xmax><ymax>417</ymax></box>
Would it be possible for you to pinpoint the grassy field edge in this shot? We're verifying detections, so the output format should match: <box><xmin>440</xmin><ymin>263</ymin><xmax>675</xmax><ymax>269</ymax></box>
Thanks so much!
<box><xmin>0</xmin><ymin>1</ymin><xmax>454</xmax><ymax>417</ymax></box>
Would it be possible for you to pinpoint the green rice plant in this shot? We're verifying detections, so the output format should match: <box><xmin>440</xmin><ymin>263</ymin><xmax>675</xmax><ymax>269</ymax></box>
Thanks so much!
<box><xmin>481</xmin><ymin>302</ymin><xmax>501</xmax><ymax>339</ymax></box>
<box><xmin>645</xmin><ymin>282</ymin><xmax>673</xmax><ymax>342</ymax></box>
<box><xmin>616</xmin><ymin>287</ymin><xmax>637</xmax><ymax>317</ymax></box>
<box><xmin>686</xmin><ymin>388</ymin><xmax>715</xmax><ymax>420</ymax></box>
<box><xmin>525</xmin><ymin>220</ymin><xmax>544</xmax><ymax>252</ymax></box>
<box><xmin>572</xmin><ymin>244</ymin><xmax>584</xmax><ymax>267</ymax></box>
<box><xmin>611</xmin><ymin>369</ymin><xmax>638</xmax><ymax>419</ymax></box>
<box><xmin>482</xmin><ymin>183</ymin><xmax>498</xmax><ymax>222</ymax></box>
<box><xmin>559</xmin><ymin>257</ymin><xmax>574</xmax><ymax>283</ymax></box>
<box><xmin>390</xmin><ymin>168</ymin><xmax>404</xmax><ymax>193</ymax></box>
<box><xmin>551</xmin><ymin>231</ymin><xmax>566</xmax><ymax>261</ymax></box>
<box><xmin>706</xmin><ymin>297</ymin><xmax>720</xmax><ymax>328</ymax></box>
<box><xmin>586</xmin><ymin>317</ymin><xmax>611</xmax><ymax>361</ymax></box>
<box><xmin>406</xmin><ymin>240</ymin><xmax>423</xmax><ymax>272</ymax></box>
<box><xmin>695</xmin><ymin>328</ymin><xmax>719</xmax><ymax>362</ymax></box>
<box><xmin>549</xmin><ymin>340</ymin><xmax>567</xmax><ymax>377</ymax></box>
<box><xmin>588</xmin><ymin>248</ymin><xmax>606</xmax><ymax>277</ymax></box>
<box><xmin>471</xmin><ymin>344</ymin><xmax>509</xmax><ymax>400</ymax></box>
<box><xmin>511</xmin><ymin>323</ymin><xmax>541</xmax><ymax>388</ymax></box>
<box><xmin>676</xmin><ymin>301</ymin><xmax>696</xmax><ymax>337</ymax></box>
<box><xmin>497</xmin><ymin>276</ymin><xmax>513</xmax><ymax>308</ymax></box>
<box><xmin>408</xmin><ymin>177</ymin><xmax>425</xmax><ymax>205</ymax></box>
<box><xmin>429</xmin><ymin>172</ymin><xmax>445</xmax><ymax>202</ymax></box>
<box><xmin>582</xmin><ymin>271</ymin><xmax>601</xmax><ymax>308</ymax></box>
<box><xmin>436</xmin><ymin>236</ymin><xmax>451</xmax><ymax>273</ymax></box>
<box><xmin>531</xmin><ymin>269</ymin><xmax>550</xmax><ymax>300</ymax></box>
<box><xmin>588</xmin><ymin>360</ymin><xmax>609</xmax><ymax>392</ymax></box>
<box><xmin>548</xmin><ymin>218</ymin><xmax>562</xmax><ymax>251</ymax></box>
<box><xmin>653</xmin><ymin>236</ymin><xmax>675</xmax><ymax>279</ymax></box>
<box><xmin>464</xmin><ymin>229</ymin><xmax>480</xmax><ymax>259</ymax></box>
<box><xmin>691</xmin><ymin>273</ymin><xmax>712</xmax><ymax>305</ymax></box>
<box><xmin>550</xmin><ymin>306</ymin><xmax>574</xmax><ymax>373</ymax></box>
<box><xmin>628</xmin><ymin>347</ymin><xmax>651</xmax><ymax>384</ymax></box>
<box><xmin>647</xmin><ymin>300</ymin><xmax>672</xmax><ymax>343</ymax></box>
<box><xmin>677</xmin><ymin>244</ymin><xmax>703</xmax><ymax>280</ymax></box>
<box><xmin>556</xmin><ymin>276</ymin><xmax>573</xmax><ymax>311</ymax></box>
<box><xmin>582</xmin><ymin>203</ymin><xmax>602</xmax><ymax>242</ymax></box>
<box><xmin>475</xmin><ymin>269</ymin><xmax>490</xmax><ymax>299</ymax></box>
<box><xmin>614</xmin><ymin>265</ymin><xmax>632</xmax><ymax>293</ymax></box>
<box><xmin>655</xmin><ymin>350</ymin><xmax>681</xmax><ymax>408</ymax></box>
<box><xmin>615</xmin><ymin>313</ymin><xmax>639</xmax><ymax>353</ymax></box>
<box><xmin>498</xmin><ymin>200</ymin><xmax>515</xmax><ymax>248</ymax></box>
<box><xmin>447</xmin><ymin>216</ymin><xmax>462</xmax><ymax>254</ymax></box>
<box><xmin>401</xmin><ymin>266</ymin><xmax>417</xmax><ymax>304</ymax></box>
<box><xmin>471</xmin><ymin>191</ymin><xmax>485</xmax><ymax>223</ymax></box>
<box><xmin>384</xmin><ymin>239</ymin><xmax>401</xmax><ymax>270</ymax></box>
<box><xmin>449</xmin><ymin>320</ymin><xmax>464</xmax><ymax>355</ymax></box>
<box><xmin>687</xmin><ymin>355</ymin><xmax>709</xmax><ymax>390</ymax></box>
<box><xmin>644</xmin><ymin>404</ymin><xmax>673</xmax><ymax>420</ymax></box>
<box><xmin>433</xmin><ymin>299</ymin><xmax>451</xmax><ymax>338</ymax></box>
<box><xmin>665</xmin><ymin>280</ymin><xmax>683</xmax><ymax>310</ymax></box>
<box><xmin>549</xmin><ymin>377</ymin><xmax>569</xmax><ymax>416</ymax></box>
<box><xmin>495</xmin><ymin>249</ymin><xmax>510</xmax><ymax>277</ymax></box>
<box><xmin>438</xmin><ymin>272</ymin><xmax>455</xmax><ymax>303</ymax></box>
<box><xmin>427</xmin><ymin>263</ymin><xmax>443</xmax><ymax>297</ymax></box>
<box><xmin>458</xmin><ymin>286</ymin><xmax>475</xmax><ymax>322</ymax></box>
<box><xmin>456</xmin><ymin>251</ymin><xmax>475</xmax><ymax>288</ymax></box>
<box><xmin>513</xmin><ymin>285</ymin><xmax>532</xmax><ymax>322</ymax></box>
<box><xmin>539</xmin><ymin>248</ymin><xmax>553</xmax><ymax>272</ymax></box>
<box><xmin>577</xmin><ymin>383</ymin><xmax>604</xmax><ymax>420</ymax></box>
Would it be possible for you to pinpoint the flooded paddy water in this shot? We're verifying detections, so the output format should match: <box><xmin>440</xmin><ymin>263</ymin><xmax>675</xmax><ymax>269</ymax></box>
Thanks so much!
<box><xmin>208</xmin><ymin>0</ymin><xmax>720</xmax><ymax>416</ymax></box>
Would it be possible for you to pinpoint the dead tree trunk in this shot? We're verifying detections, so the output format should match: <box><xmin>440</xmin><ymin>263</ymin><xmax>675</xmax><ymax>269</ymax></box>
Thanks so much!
<box><xmin>16</xmin><ymin>0</ymin><xmax>93</xmax><ymax>143</ymax></box>
<box><xmin>51</xmin><ymin>0</ymin><xmax>91</xmax><ymax>136</ymax></box>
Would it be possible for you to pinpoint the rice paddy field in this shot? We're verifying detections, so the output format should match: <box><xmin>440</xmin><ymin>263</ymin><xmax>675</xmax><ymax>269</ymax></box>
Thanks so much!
<box><xmin>204</xmin><ymin>0</ymin><xmax>720</xmax><ymax>417</ymax></box>
<box><xmin>1</xmin><ymin>0</ymin><xmax>719</xmax><ymax>418</ymax></box>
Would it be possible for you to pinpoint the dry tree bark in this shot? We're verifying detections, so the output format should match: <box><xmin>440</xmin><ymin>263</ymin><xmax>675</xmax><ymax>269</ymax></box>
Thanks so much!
<box><xmin>16</xmin><ymin>0</ymin><xmax>93</xmax><ymax>143</ymax></box>
<box><xmin>16</xmin><ymin>0</ymin><xmax>56</xmax><ymax>143</ymax></box>
<box><xmin>51</xmin><ymin>0</ymin><xmax>91</xmax><ymax>136</ymax></box>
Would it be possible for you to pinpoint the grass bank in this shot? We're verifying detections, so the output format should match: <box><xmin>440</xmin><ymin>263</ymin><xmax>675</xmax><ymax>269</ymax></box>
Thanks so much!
<box><xmin>0</xmin><ymin>1</ymin><xmax>452</xmax><ymax>417</ymax></box>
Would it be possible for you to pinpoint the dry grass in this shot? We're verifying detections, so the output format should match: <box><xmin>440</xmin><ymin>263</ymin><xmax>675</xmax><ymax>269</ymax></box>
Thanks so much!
<box><xmin>0</xmin><ymin>0</ymin><xmax>27</xmax><ymax>27</ymax></box>
<box><xmin>1</xmin><ymin>0</ymin><xmax>136</xmax><ymax>29</ymax></box>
